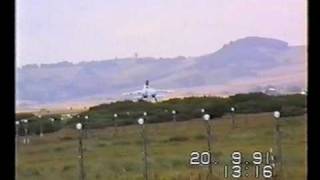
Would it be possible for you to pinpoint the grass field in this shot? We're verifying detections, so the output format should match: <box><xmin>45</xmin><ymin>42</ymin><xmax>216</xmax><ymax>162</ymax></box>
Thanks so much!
<box><xmin>16</xmin><ymin>112</ymin><xmax>307</xmax><ymax>180</ymax></box>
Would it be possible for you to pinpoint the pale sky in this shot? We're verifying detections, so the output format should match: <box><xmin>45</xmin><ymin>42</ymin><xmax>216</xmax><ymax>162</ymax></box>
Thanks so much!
<box><xmin>16</xmin><ymin>0</ymin><xmax>307</xmax><ymax>67</ymax></box>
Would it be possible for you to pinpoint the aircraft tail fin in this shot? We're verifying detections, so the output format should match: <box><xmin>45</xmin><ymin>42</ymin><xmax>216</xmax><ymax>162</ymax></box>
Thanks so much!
<box><xmin>144</xmin><ymin>80</ymin><xmax>149</xmax><ymax>89</ymax></box>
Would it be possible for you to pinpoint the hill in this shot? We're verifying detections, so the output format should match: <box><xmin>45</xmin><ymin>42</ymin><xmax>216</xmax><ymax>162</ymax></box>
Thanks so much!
<box><xmin>16</xmin><ymin>36</ymin><xmax>307</xmax><ymax>109</ymax></box>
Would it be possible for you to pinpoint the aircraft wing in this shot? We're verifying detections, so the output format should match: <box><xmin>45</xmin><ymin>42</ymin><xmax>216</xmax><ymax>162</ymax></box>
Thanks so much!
<box><xmin>153</xmin><ymin>89</ymin><xmax>173</xmax><ymax>94</ymax></box>
<box><xmin>122</xmin><ymin>90</ymin><xmax>143</xmax><ymax>96</ymax></box>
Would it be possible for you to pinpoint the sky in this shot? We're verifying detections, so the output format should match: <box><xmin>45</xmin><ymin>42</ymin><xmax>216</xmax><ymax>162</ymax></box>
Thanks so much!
<box><xmin>16</xmin><ymin>0</ymin><xmax>307</xmax><ymax>67</ymax></box>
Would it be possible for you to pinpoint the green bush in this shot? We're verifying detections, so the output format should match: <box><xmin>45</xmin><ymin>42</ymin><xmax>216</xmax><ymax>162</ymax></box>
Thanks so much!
<box><xmin>280</xmin><ymin>106</ymin><xmax>306</xmax><ymax>117</ymax></box>
<box><xmin>15</xmin><ymin>93</ymin><xmax>306</xmax><ymax>132</ymax></box>
<box><xmin>65</xmin><ymin>94</ymin><xmax>306</xmax><ymax>129</ymax></box>
<box><xmin>15</xmin><ymin>113</ymin><xmax>34</xmax><ymax>121</ymax></box>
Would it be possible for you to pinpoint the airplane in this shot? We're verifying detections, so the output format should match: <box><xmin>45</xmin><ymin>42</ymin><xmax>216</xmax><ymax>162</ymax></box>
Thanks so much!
<box><xmin>122</xmin><ymin>80</ymin><xmax>173</xmax><ymax>102</ymax></box>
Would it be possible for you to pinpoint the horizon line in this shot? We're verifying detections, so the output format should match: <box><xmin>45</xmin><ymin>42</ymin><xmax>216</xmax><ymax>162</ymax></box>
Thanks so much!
<box><xmin>17</xmin><ymin>36</ymin><xmax>307</xmax><ymax>68</ymax></box>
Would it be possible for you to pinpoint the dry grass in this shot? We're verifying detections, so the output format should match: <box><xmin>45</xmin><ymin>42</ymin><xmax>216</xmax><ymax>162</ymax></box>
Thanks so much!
<box><xmin>16</xmin><ymin>113</ymin><xmax>306</xmax><ymax>180</ymax></box>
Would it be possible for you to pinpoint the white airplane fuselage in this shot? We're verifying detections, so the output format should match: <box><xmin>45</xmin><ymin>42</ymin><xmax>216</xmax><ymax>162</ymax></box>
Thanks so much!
<box><xmin>123</xmin><ymin>80</ymin><xmax>172</xmax><ymax>102</ymax></box>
